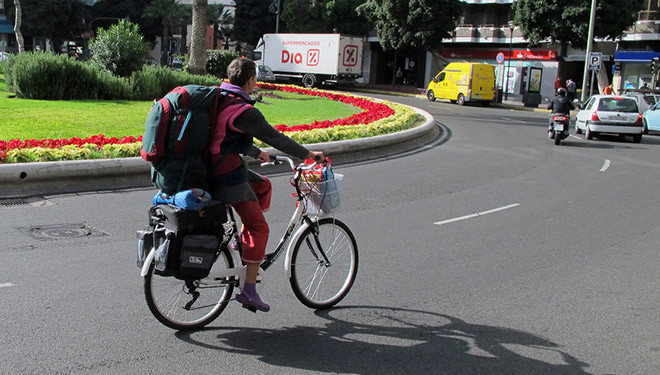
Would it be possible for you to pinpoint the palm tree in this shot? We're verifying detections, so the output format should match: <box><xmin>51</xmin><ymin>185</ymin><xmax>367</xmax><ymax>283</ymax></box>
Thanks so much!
<box><xmin>188</xmin><ymin>0</ymin><xmax>207</xmax><ymax>75</ymax></box>
<box><xmin>145</xmin><ymin>0</ymin><xmax>182</xmax><ymax>65</ymax></box>
<box><xmin>207</xmin><ymin>4</ymin><xmax>224</xmax><ymax>49</ymax></box>
<box><xmin>173</xmin><ymin>5</ymin><xmax>192</xmax><ymax>55</ymax></box>
<box><xmin>219</xmin><ymin>10</ymin><xmax>234</xmax><ymax>50</ymax></box>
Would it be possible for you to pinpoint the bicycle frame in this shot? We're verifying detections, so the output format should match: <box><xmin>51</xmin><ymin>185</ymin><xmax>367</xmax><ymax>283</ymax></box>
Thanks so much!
<box><xmin>140</xmin><ymin>156</ymin><xmax>321</xmax><ymax>288</ymax></box>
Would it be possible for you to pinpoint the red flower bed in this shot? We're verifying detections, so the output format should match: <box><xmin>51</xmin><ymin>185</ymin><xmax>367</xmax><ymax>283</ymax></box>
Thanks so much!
<box><xmin>1</xmin><ymin>85</ymin><xmax>394</xmax><ymax>157</ymax></box>
<box><xmin>0</xmin><ymin>135</ymin><xmax>142</xmax><ymax>151</ymax></box>
<box><xmin>258</xmin><ymin>84</ymin><xmax>394</xmax><ymax>132</ymax></box>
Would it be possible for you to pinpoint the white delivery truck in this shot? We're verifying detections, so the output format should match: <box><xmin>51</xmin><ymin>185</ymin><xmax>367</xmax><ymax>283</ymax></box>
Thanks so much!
<box><xmin>253</xmin><ymin>33</ymin><xmax>364</xmax><ymax>88</ymax></box>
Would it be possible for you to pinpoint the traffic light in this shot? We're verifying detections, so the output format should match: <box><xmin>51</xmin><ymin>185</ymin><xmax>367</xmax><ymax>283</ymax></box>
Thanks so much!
<box><xmin>652</xmin><ymin>57</ymin><xmax>660</xmax><ymax>76</ymax></box>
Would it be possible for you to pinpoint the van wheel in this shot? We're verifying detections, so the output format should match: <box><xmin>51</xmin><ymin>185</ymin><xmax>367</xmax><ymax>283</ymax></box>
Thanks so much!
<box><xmin>457</xmin><ymin>94</ymin><xmax>466</xmax><ymax>106</ymax></box>
<box><xmin>575</xmin><ymin>122</ymin><xmax>582</xmax><ymax>134</ymax></box>
<box><xmin>302</xmin><ymin>74</ymin><xmax>316</xmax><ymax>88</ymax></box>
<box><xmin>481</xmin><ymin>102</ymin><xmax>490</xmax><ymax>107</ymax></box>
<box><xmin>427</xmin><ymin>90</ymin><xmax>436</xmax><ymax>102</ymax></box>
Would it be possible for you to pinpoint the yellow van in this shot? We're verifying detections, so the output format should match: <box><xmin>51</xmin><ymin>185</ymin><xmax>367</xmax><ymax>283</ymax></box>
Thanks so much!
<box><xmin>426</xmin><ymin>62</ymin><xmax>496</xmax><ymax>106</ymax></box>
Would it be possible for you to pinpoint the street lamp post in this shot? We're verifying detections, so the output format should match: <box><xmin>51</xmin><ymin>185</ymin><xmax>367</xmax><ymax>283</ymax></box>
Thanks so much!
<box><xmin>504</xmin><ymin>21</ymin><xmax>515</xmax><ymax>101</ymax></box>
<box><xmin>269</xmin><ymin>0</ymin><xmax>281</xmax><ymax>33</ymax></box>
<box><xmin>580</xmin><ymin>0</ymin><xmax>598</xmax><ymax>102</ymax></box>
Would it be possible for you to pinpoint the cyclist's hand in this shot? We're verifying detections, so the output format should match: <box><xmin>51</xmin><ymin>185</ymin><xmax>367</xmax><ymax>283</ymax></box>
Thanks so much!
<box><xmin>307</xmin><ymin>151</ymin><xmax>325</xmax><ymax>163</ymax></box>
<box><xmin>258</xmin><ymin>150</ymin><xmax>271</xmax><ymax>162</ymax></box>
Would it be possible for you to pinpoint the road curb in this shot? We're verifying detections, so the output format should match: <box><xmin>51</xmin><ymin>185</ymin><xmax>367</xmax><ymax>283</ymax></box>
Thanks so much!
<box><xmin>0</xmin><ymin>106</ymin><xmax>435</xmax><ymax>199</ymax></box>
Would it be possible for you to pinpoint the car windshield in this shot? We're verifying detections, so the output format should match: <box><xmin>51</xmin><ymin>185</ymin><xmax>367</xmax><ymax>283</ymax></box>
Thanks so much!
<box><xmin>598</xmin><ymin>98</ymin><xmax>638</xmax><ymax>113</ymax></box>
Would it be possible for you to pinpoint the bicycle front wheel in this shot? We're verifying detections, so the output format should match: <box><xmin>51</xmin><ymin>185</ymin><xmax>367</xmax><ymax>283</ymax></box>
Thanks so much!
<box><xmin>289</xmin><ymin>218</ymin><xmax>358</xmax><ymax>309</ymax></box>
<box><xmin>144</xmin><ymin>246</ymin><xmax>235</xmax><ymax>330</ymax></box>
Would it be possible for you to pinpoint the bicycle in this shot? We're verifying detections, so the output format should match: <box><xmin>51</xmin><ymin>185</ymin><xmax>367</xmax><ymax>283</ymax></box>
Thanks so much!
<box><xmin>138</xmin><ymin>156</ymin><xmax>359</xmax><ymax>330</ymax></box>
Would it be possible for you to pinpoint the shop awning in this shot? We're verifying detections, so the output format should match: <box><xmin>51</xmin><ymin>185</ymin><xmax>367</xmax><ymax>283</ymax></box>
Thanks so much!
<box><xmin>0</xmin><ymin>19</ymin><xmax>14</xmax><ymax>34</ymax></box>
<box><xmin>614</xmin><ymin>51</ymin><xmax>660</xmax><ymax>63</ymax></box>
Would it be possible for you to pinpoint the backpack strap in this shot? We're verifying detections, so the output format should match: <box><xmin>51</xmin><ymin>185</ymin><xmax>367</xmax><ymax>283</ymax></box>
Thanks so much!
<box><xmin>208</xmin><ymin>92</ymin><xmax>254</xmax><ymax>179</ymax></box>
<box><xmin>172</xmin><ymin>87</ymin><xmax>191</xmax><ymax>155</ymax></box>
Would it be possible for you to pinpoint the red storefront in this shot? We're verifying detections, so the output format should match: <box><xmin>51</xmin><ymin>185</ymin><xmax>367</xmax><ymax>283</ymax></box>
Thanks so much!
<box><xmin>436</xmin><ymin>48</ymin><xmax>560</xmax><ymax>99</ymax></box>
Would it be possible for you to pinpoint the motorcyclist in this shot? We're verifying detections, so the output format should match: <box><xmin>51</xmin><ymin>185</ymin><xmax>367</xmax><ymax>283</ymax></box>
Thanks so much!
<box><xmin>547</xmin><ymin>87</ymin><xmax>575</xmax><ymax>132</ymax></box>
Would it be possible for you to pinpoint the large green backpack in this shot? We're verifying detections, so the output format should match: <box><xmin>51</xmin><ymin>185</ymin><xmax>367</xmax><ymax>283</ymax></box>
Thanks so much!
<box><xmin>141</xmin><ymin>85</ymin><xmax>221</xmax><ymax>195</ymax></box>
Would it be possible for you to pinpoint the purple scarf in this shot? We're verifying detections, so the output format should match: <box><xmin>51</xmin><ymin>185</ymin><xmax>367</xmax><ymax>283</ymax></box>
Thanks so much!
<box><xmin>220</xmin><ymin>82</ymin><xmax>253</xmax><ymax>102</ymax></box>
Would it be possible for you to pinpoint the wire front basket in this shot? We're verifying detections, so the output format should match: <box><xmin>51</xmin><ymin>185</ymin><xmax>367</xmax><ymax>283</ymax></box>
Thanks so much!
<box><xmin>299</xmin><ymin>173</ymin><xmax>343</xmax><ymax>216</ymax></box>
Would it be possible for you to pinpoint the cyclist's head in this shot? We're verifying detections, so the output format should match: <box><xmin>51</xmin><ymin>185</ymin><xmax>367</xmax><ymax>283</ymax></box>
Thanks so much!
<box><xmin>556</xmin><ymin>87</ymin><xmax>567</xmax><ymax>96</ymax></box>
<box><xmin>227</xmin><ymin>58</ymin><xmax>257</xmax><ymax>87</ymax></box>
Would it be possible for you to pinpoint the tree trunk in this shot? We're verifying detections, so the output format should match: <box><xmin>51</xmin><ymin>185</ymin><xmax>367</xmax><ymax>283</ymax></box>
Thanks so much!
<box><xmin>181</xmin><ymin>25</ymin><xmax>189</xmax><ymax>55</ymax></box>
<box><xmin>213</xmin><ymin>23</ymin><xmax>219</xmax><ymax>49</ymax></box>
<box><xmin>161</xmin><ymin>22</ymin><xmax>170</xmax><ymax>66</ymax></box>
<box><xmin>13</xmin><ymin>0</ymin><xmax>24</xmax><ymax>53</ymax></box>
<box><xmin>189</xmin><ymin>0</ymin><xmax>208</xmax><ymax>75</ymax></box>
<box><xmin>392</xmin><ymin>51</ymin><xmax>397</xmax><ymax>86</ymax></box>
<box><xmin>593</xmin><ymin>43</ymin><xmax>609</xmax><ymax>94</ymax></box>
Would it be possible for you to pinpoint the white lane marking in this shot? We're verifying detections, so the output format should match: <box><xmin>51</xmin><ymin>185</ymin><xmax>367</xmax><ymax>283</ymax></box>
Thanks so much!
<box><xmin>434</xmin><ymin>203</ymin><xmax>521</xmax><ymax>226</ymax></box>
<box><xmin>0</xmin><ymin>283</ymin><xmax>15</xmax><ymax>288</ymax></box>
<box><xmin>569</xmin><ymin>134</ymin><xmax>581</xmax><ymax>140</ymax></box>
<box><xmin>600</xmin><ymin>159</ymin><xmax>611</xmax><ymax>172</ymax></box>
<box><xmin>501</xmin><ymin>117</ymin><xmax>528</xmax><ymax>124</ymax></box>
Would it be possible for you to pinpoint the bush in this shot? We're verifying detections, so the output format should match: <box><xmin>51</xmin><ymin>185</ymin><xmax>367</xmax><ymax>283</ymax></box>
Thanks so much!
<box><xmin>4</xmin><ymin>51</ymin><xmax>132</xmax><ymax>100</ymax></box>
<box><xmin>130</xmin><ymin>65</ymin><xmax>221</xmax><ymax>100</ymax></box>
<box><xmin>89</xmin><ymin>20</ymin><xmax>149</xmax><ymax>78</ymax></box>
<box><xmin>206</xmin><ymin>49</ymin><xmax>239</xmax><ymax>79</ymax></box>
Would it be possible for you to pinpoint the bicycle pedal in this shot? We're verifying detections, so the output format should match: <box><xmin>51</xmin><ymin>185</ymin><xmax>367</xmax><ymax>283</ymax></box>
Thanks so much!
<box><xmin>241</xmin><ymin>304</ymin><xmax>258</xmax><ymax>313</ymax></box>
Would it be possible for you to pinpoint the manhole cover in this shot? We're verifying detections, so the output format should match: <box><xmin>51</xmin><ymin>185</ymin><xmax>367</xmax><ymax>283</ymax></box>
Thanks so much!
<box><xmin>20</xmin><ymin>223</ymin><xmax>107</xmax><ymax>240</ymax></box>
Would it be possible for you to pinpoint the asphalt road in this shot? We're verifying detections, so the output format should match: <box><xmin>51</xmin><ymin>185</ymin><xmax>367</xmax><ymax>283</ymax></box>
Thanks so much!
<box><xmin>1</xmin><ymin>95</ymin><xmax>659</xmax><ymax>375</ymax></box>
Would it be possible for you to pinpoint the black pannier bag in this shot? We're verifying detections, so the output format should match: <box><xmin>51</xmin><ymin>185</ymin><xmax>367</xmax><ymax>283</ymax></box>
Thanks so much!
<box><xmin>138</xmin><ymin>202</ymin><xmax>227</xmax><ymax>280</ymax></box>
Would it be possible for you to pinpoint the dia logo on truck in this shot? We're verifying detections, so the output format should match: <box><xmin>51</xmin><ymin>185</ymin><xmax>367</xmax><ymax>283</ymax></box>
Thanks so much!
<box><xmin>343</xmin><ymin>45</ymin><xmax>358</xmax><ymax>67</ymax></box>
<box><xmin>282</xmin><ymin>49</ymin><xmax>319</xmax><ymax>66</ymax></box>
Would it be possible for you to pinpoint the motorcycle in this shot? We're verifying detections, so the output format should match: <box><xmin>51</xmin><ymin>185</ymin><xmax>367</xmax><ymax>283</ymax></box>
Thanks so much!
<box><xmin>548</xmin><ymin>114</ymin><xmax>570</xmax><ymax>145</ymax></box>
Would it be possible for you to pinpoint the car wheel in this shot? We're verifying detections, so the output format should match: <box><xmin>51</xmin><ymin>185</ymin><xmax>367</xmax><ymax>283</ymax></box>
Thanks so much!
<box><xmin>457</xmin><ymin>94</ymin><xmax>466</xmax><ymax>106</ymax></box>
<box><xmin>586</xmin><ymin>125</ymin><xmax>594</xmax><ymax>140</ymax></box>
<box><xmin>642</xmin><ymin>119</ymin><xmax>649</xmax><ymax>135</ymax></box>
<box><xmin>575</xmin><ymin>121</ymin><xmax>582</xmax><ymax>134</ymax></box>
<box><xmin>632</xmin><ymin>134</ymin><xmax>642</xmax><ymax>143</ymax></box>
<box><xmin>427</xmin><ymin>90</ymin><xmax>436</xmax><ymax>102</ymax></box>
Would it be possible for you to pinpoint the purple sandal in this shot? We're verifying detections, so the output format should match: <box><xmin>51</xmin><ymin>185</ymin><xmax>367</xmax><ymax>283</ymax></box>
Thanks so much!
<box><xmin>235</xmin><ymin>292</ymin><xmax>270</xmax><ymax>312</ymax></box>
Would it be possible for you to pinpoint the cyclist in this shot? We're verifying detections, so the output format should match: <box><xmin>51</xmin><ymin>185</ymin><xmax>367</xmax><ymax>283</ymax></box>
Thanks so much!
<box><xmin>209</xmin><ymin>57</ymin><xmax>324</xmax><ymax>312</ymax></box>
<box><xmin>547</xmin><ymin>87</ymin><xmax>575</xmax><ymax>132</ymax></box>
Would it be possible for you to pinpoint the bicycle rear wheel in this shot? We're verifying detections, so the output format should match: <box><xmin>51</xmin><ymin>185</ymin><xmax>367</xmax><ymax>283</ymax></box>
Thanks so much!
<box><xmin>144</xmin><ymin>246</ymin><xmax>235</xmax><ymax>330</ymax></box>
<box><xmin>289</xmin><ymin>218</ymin><xmax>358</xmax><ymax>309</ymax></box>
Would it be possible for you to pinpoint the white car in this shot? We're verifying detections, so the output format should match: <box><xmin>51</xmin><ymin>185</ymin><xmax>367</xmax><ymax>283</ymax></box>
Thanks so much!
<box><xmin>621</xmin><ymin>91</ymin><xmax>659</xmax><ymax>113</ymax></box>
<box><xmin>256</xmin><ymin>64</ymin><xmax>276</xmax><ymax>82</ymax></box>
<box><xmin>574</xmin><ymin>95</ymin><xmax>643</xmax><ymax>143</ymax></box>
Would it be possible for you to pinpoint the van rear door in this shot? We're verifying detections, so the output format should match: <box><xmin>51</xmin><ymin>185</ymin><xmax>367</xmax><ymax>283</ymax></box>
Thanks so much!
<box><xmin>471</xmin><ymin>64</ymin><xmax>496</xmax><ymax>101</ymax></box>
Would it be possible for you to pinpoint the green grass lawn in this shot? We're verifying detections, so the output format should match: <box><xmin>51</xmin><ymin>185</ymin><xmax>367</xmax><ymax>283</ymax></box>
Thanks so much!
<box><xmin>0</xmin><ymin>76</ymin><xmax>360</xmax><ymax>141</ymax></box>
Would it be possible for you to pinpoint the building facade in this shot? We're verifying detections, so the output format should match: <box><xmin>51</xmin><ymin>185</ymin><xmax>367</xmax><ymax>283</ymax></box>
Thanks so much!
<box><xmin>367</xmin><ymin>0</ymin><xmax>657</xmax><ymax>100</ymax></box>
<box><xmin>613</xmin><ymin>1</ymin><xmax>660</xmax><ymax>92</ymax></box>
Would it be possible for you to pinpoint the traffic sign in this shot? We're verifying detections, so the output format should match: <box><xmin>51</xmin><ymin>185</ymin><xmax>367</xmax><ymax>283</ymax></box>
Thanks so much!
<box><xmin>588</xmin><ymin>52</ymin><xmax>602</xmax><ymax>71</ymax></box>
<box><xmin>496</xmin><ymin>52</ymin><xmax>505</xmax><ymax>64</ymax></box>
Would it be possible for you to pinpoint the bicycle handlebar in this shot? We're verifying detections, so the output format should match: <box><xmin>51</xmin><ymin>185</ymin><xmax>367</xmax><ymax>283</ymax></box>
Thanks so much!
<box><xmin>260</xmin><ymin>155</ymin><xmax>320</xmax><ymax>171</ymax></box>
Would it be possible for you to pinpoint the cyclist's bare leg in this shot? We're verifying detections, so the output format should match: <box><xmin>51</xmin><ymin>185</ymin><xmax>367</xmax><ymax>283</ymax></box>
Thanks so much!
<box><xmin>246</xmin><ymin>263</ymin><xmax>259</xmax><ymax>284</ymax></box>
<box><xmin>231</xmin><ymin>200</ymin><xmax>271</xmax><ymax>312</ymax></box>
